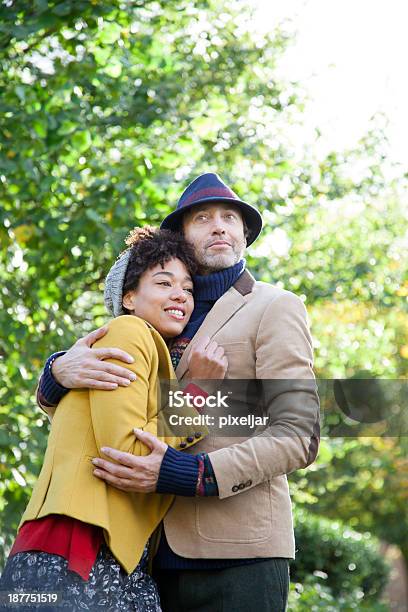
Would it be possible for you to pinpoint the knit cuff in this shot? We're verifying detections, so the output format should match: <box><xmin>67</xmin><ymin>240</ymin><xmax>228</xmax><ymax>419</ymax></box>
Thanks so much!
<box><xmin>156</xmin><ymin>446</ymin><xmax>199</xmax><ymax>497</ymax></box>
<box><xmin>40</xmin><ymin>352</ymin><xmax>69</xmax><ymax>407</ymax></box>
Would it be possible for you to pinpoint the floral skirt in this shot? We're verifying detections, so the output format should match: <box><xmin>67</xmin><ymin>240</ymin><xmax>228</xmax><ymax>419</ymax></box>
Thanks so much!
<box><xmin>0</xmin><ymin>543</ymin><xmax>161</xmax><ymax>611</ymax></box>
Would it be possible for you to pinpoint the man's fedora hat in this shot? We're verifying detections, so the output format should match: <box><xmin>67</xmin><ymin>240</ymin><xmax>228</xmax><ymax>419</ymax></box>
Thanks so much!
<box><xmin>160</xmin><ymin>173</ymin><xmax>263</xmax><ymax>246</ymax></box>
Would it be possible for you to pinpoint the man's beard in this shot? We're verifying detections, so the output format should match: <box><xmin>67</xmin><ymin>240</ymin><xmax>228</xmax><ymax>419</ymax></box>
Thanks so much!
<box><xmin>194</xmin><ymin>239</ymin><xmax>246</xmax><ymax>274</ymax></box>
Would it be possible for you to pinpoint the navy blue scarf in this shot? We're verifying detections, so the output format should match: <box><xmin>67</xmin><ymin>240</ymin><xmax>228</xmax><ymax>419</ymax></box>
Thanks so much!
<box><xmin>168</xmin><ymin>259</ymin><xmax>245</xmax><ymax>369</ymax></box>
<box><xmin>182</xmin><ymin>259</ymin><xmax>245</xmax><ymax>340</ymax></box>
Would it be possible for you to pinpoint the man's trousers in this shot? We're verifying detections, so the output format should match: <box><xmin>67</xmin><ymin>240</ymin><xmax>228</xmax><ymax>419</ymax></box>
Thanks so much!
<box><xmin>154</xmin><ymin>558</ymin><xmax>289</xmax><ymax>612</ymax></box>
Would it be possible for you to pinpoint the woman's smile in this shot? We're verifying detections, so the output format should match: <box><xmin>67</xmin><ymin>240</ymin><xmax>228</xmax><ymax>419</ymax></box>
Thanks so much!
<box><xmin>164</xmin><ymin>307</ymin><xmax>186</xmax><ymax>320</ymax></box>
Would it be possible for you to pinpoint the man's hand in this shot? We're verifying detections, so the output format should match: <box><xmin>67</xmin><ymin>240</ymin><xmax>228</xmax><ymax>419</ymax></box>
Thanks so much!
<box><xmin>187</xmin><ymin>335</ymin><xmax>228</xmax><ymax>380</ymax></box>
<box><xmin>52</xmin><ymin>326</ymin><xmax>136</xmax><ymax>390</ymax></box>
<box><xmin>92</xmin><ymin>429</ymin><xmax>168</xmax><ymax>493</ymax></box>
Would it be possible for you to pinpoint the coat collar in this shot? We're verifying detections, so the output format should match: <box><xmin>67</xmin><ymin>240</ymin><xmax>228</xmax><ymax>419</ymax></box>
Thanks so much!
<box><xmin>175</xmin><ymin>270</ymin><xmax>255</xmax><ymax>379</ymax></box>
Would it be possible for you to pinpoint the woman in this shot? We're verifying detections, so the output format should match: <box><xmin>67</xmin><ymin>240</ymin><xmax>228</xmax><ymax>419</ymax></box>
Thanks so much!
<box><xmin>0</xmin><ymin>227</ymin><xmax>227</xmax><ymax>611</ymax></box>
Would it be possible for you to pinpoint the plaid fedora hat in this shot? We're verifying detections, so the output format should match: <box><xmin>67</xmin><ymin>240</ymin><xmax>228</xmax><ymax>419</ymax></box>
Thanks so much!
<box><xmin>160</xmin><ymin>173</ymin><xmax>263</xmax><ymax>246</ymax></box>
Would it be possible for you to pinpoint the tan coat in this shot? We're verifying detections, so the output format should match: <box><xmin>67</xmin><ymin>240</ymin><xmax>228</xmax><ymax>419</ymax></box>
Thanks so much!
<box><xmin>163</xmin><ymin>270</ymin><xmax>320</xmax><ymax>559</ymax></box>
<box><xmin>23</xmin><ymin>316</ymin><xmax>206</xmax><ymax>574</ymax></box>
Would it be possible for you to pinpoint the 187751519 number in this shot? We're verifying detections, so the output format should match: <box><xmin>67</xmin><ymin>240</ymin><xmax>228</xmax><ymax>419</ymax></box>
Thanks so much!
<box><xmin>0</xmin><ymin>592</ymin><xmax>60</xmax><ymax>606</ymax></box>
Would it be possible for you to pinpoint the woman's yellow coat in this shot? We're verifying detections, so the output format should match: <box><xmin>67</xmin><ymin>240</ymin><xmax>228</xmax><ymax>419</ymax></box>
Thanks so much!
<box><xmin>20</xmin><ymin>316</ymin><xmax>205</xmax><ymax>574</ymax></box>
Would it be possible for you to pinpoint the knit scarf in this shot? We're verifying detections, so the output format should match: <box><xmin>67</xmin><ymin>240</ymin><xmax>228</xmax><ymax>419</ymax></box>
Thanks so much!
<box><xmin>169</xmin><ymin>259</ymin><xmax>245</xmax><ymax>369</ymax></box>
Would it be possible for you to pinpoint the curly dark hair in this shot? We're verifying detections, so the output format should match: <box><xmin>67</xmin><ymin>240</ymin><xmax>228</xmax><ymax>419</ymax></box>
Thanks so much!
<box><xmin>121</xmin><ymin>227</ymin><xmax>197</xmax><ymax>308</ymax></box>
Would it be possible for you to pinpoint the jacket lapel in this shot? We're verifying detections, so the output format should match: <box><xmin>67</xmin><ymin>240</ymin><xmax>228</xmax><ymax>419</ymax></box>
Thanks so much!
<box><xmin>175</xmin><ymin>270</ymin><xmax>255</xmax><ymax>380</ymax></box>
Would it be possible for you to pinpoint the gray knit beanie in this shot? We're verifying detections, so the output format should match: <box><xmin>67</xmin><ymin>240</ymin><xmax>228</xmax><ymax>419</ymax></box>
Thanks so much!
<box><xmin>104</xmin><ymin>249</ymin><xmax>131</xmax><ymax>317</ymax></box>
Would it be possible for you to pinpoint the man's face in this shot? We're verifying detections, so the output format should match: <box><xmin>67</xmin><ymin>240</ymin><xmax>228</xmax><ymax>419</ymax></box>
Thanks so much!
<box><xmin>182</xmin><ymin>203</ymin><xmax>246</xmax><ymax>273</ymax></box>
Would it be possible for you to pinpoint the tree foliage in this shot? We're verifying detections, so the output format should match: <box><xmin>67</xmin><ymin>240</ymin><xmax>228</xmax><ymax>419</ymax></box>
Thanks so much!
<box><xmin>290</xmin><ymin>507</ymin><xmax>389</xmax><ymax>607</ymax></box>
<box><xmin>291</xmin><ymin>437</ymin><xmax>408</xmax><ymax>564</ymax></box>
<box><xmin>0</xmin><ymin>2</ymin><xmax>407</xmax><ymax>597</ymax></box>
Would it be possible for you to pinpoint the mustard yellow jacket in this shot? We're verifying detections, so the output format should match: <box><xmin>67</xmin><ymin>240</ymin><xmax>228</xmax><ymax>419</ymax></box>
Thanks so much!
<box><xmin>20</xmin><ymin>315</ymin><xmax>205</xmax><ymax>574</ymax></box>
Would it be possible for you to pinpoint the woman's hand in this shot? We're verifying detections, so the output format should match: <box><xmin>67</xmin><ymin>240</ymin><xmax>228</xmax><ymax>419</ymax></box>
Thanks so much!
<box><xmin>187</xmin><ymin>335</ymin><xmax>228</xmax><ymax>380</ymax></box>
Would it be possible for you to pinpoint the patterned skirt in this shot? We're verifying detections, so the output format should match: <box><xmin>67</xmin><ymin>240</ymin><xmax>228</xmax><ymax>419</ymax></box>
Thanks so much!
<box><xmin>0</xmin><ymin>543</ymin><xmax>161</xmax><ymax>611</ymax></box>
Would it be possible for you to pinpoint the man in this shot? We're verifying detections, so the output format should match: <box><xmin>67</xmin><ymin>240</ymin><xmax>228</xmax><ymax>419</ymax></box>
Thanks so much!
<box><xmin>37</xmin><ymin>173</ymin><xmax>320</xmax><ymax>611</ymax></box>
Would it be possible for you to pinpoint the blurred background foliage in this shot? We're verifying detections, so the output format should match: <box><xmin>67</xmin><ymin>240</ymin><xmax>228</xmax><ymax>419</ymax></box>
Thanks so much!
<box><xmin>0</xmin><ymin>0</ymin><xmax>407</xmax><ymax>608</ymax></box>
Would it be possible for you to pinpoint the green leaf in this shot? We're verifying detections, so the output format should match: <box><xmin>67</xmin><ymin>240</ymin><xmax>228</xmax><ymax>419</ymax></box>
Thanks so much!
<box><xmin>103</xmin><ymin>59</ymin><xmax>122</xmax><ymax>78</ymax></box>
<box><xmin>52</xmin><ymin>2</ymin><xmax>73</xmax><ymax>17</ymax></box>
<box><xmin>71</xmin><ymin>130</ymin><xmax>92</xmax><ymax>152</ymax></box>
<box><xmin>58</xmin><ymin>120</ymin><xmax>76</xmax><ymax>135</ymax></box>
<box><xmin>33</xmin><ymin>120</ymin><xmax>47</xmax><ymax>138</ymax></box>
<box><xmin>15</xmin><ymin>86</ymin><xmax>26</xmax><ymax>102</ymax></box>
<box><xmin>99</xmin><ymin>22</ymin><xmax>122</xmax><ymax>45</ymax></box>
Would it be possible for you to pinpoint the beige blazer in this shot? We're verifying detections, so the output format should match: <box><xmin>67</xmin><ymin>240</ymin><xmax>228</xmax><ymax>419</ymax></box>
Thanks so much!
<box><xmin>162</xmin><ymin>270</ymin><xmax>320</xmax><ymax>559</ymax></box>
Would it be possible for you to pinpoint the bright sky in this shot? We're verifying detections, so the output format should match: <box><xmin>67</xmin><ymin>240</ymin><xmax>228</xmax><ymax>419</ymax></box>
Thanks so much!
<box><xmin>252</xmin><ymin>0</ymin><xmax>408</xmax><ymax>165</ymax></box>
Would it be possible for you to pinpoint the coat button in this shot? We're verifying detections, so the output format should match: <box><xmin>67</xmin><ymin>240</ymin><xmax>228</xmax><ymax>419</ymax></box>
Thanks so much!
<box><xmin>238</xmin><ymin>483</ymin><xmax>245</xmax><ymax>490</ymax></box>
<box><xmin>187</xmin><ymin>436</ymin><xmax>194</xmax><ymax>443</ymax></box>
<box><xmin>232</xmin><ymin>485</ymin><xmax>239</xmax><ymax>492</ymax></box>
<box><xmin>179</xmin><ymin>441</ymin><xmax>187</xmax><ymax>448</ymax></box>
<box><xmin>245</xmin><ymin>480</ymin><xmax>252</xmax><ymax>487</ymax></box>
<box><xmin>194</xmin><ymin>432</ymin><xmax>202</xmax><ymax>438</ymax></box>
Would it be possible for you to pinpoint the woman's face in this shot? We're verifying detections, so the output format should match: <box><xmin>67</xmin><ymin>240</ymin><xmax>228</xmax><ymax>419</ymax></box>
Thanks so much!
<box><xmin>122</xmin><ymin>258</ymin><xmax>194</xmax><ymax>339</ymax></box>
